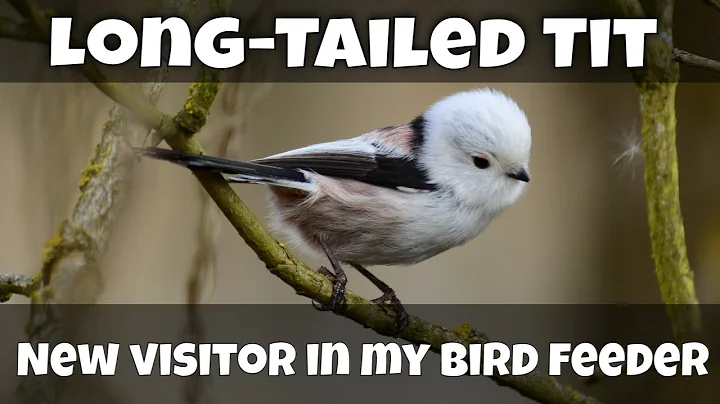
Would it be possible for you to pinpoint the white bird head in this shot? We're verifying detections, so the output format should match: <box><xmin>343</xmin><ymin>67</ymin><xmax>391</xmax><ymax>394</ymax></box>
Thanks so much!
<box><xmin>415</xmin><ymin>87</ymin><xmax>532</xmax><ymax>213</ymax></box>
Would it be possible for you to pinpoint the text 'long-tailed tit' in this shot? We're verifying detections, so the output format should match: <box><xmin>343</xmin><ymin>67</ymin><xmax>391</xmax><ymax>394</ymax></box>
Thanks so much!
<box><xmin>137</xmin><ymin>87</ymin><xmax>532</xmax><ymax>332</ymax></box>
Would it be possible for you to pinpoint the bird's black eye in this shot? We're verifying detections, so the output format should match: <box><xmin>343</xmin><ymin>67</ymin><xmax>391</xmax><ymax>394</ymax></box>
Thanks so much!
<box><xmin>473</xmin><ymin>156</ymin><xmax>490</xmax><ymax>169</ymax></box>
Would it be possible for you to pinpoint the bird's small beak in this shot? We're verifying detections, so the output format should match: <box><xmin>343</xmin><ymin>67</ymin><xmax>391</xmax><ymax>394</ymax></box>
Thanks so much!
<box><xmin>507</xmin><ymin>168</ymin><xmax>530</xmax><ymax>183</ymax></box>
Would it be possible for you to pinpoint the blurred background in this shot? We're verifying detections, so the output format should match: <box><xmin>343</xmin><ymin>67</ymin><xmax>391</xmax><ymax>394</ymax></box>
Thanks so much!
<box><xmin>1</xmin><ymin>81</ymin><xmax>719</xmax><ymax>305</ymax></box>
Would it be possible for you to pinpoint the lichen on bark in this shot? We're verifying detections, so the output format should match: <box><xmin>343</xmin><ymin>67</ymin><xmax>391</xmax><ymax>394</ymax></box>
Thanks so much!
<box><xmin>614</xmin><ymin>0</ymin><xmax>703</xmax><ymax>343</ymax></box>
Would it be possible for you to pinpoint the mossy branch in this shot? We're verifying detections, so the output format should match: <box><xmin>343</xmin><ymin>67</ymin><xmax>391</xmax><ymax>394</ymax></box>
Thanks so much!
<box><xmin>614</xmin><ymin>0</ymin><xmax>703</xmax><ymax>343</ymax></box>
<box><xmin>15</xmin><ymin>82</ymin><xmax>169</xmax><ymax>404</ymax></box>
<box><xmin>172</xmin><ymin>0</ymin><xmax>228</xmax><ymax>134</ymax></box>
<box><xmin>0</xmin><ymin>274</ymin><xmax>38</xmax><ymax>301</ymax></box>
<box><xmin>0</xmin><ymin>1</ymin><xmax>601</xmax><ymax>403</ymax></box>
<box><xmin>179</xmin><ymin>2</ymin><xmax>231</xmax><ymax>404</ymax></box>
<box><xmin>3</xmin><ymin>3</ymin><xmax>171</xmax><ymax>404</ymax></box>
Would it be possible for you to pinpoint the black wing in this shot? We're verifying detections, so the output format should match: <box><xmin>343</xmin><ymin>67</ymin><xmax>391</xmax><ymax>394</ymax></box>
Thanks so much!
<box><xmin>253</xmin><ymin>152</ymin><xmax>437</xmax><ymax>191</ymax></box>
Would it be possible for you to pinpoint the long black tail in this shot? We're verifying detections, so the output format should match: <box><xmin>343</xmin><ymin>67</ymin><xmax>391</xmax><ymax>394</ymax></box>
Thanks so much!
<box><xmin>134</xmin><ymin>147</ymin><xmax>308</xmax><ymax>184</ymax></box>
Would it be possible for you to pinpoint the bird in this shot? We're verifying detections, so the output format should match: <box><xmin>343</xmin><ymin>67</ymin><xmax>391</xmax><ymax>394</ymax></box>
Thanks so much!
<box><xmin>135</xmin><ymin>87</ymin><xmax>532</xmax><ymax>332</ymax></box>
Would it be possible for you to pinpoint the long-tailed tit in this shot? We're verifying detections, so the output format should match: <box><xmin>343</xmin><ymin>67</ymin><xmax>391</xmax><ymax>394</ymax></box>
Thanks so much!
<box><xmin>136</xmin><ymin>87</ymin><xmax>532</xmax><ymax>331</ymax></box>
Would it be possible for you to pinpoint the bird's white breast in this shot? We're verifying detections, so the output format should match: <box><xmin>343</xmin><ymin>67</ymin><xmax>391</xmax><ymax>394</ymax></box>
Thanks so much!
<box><xmin>266</xmin><ymin>178</ymin><xmax>495</xmax><ymax>267</ymax></box>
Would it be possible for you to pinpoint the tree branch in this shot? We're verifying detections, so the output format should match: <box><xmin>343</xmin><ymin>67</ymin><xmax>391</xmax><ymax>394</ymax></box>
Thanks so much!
<box><xmin>614</xmin><ymin>0</ymin><xmax>704</xmax><ymax>343</ymax></box>
<box><xmin>0</xmin><ymin>273</ymin><xmax>37</xmax><ymax>300</ymax></box>
<box><xmin>3</xmin><ymin>3</ymin><xmax>171</xmax><ymax>404</ymax></box>
<box><xmin>672</xmin><ymin>49</ymin><xmax>720</xmax><ymax>73</ymax></box>
<box><xmin>15</xmin><ymin>82</ymin><xmax>168</xmax><ymax>404</ymax></box>
<box><xmin>181</xmin><ymin>1</ymin><xmax>233</xmax><ymax>403</ymax></box>
<box><xmin>2</xmin><ymin>1</ymin><xmax>601</xmax><ymax>403</ymax></box>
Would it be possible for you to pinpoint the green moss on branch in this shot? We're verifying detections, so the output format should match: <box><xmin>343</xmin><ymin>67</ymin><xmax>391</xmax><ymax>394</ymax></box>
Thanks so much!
<box><xmin>614</xmin><ymin>0</ymin><xmax>703</xmax><ymax>343</ymax></box>
<box><xmin>4</xmin><ymin>7</ymin><xmax>171</xmax><ymax>404</ymax></box>
<box><xmin>638</xmin><ymin>82</ymin><xmax>703</xmax><ymax>341</ymax></box>
<box><xmin>175</xmin><ymin>81</ymin><xmax>222</xmax><ymax>133</ymax></box>
<box><xmin>171</xmin><ymin>0</ymin><xmax>227</xmax><ymax>134</ymax></box>
<box><xmin>0</xmin><ymin>274</ymin><xmax>38</xmax><ymax>301</ymax></box>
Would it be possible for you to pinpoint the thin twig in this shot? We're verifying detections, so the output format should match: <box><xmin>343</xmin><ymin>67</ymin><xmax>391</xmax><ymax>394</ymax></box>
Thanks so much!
<box><xmin>0</xmin><ymin>17</ymin><xmax>167</xmax><ymax>128</ymax></box>
<box><xmin>673</xmin><ymin>49</ymin><xmax>720</xmax><ymax>73</ymax></box>
<box><xmin>181</xmin><ymin>1</ymin><xmax>231</xmax><ymax>403</ymax></box>
<box><xmin>182</xmin><ymin>7</ymin><xmax>270</xmax><ymax>404</ymax></box>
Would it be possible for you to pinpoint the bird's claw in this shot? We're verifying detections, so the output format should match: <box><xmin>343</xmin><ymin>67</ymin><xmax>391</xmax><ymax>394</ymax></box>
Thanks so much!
<box><xmin>315</xmin><ymin>266</ymin><xmax>336</xmax><ymax>281</ymax></box>
<box><xmin>371</xmin><ymin>290</ymin><xmax>409</xmax><ymax>334</ymax></box>
<box><xmin>312</xmin><ymin>266</ymin><xmax>348</xmax><ymax>312</ymax></box>
<box><xmin>311</xmin><ymin>263</ymin><xmax>407</xmax><ymax>333</ymax></box>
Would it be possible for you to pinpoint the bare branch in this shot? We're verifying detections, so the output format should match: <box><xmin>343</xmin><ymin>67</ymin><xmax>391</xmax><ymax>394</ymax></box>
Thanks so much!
<box><xmin>0</xmin><ymin>18</ymin><xmax>167</xmax><ymax>128</ymax></box>
<box><xmin>673</xmin><ymin>49</ymin><xmax>720</xmax><ymax>73</ymax></box>
<box><xmin>613</xmin><ymin>0</ymin><xmax>704</xmax><ymax>343</ymax></box>
<box><xmin>184</xmin><ymin>196</ymin><xmax>217</xmax><ymax>404</ymax></box>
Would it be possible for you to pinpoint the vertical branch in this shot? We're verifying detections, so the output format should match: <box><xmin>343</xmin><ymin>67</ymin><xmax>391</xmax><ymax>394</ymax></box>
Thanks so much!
<box><xmin>179</xmin><ymin>1</ymin><xmax>237</xmax><ymax>403</ymax></box>
<box><xmin>181</xmin><ymin>4</ymin><xmax>270</xmax><ymax>403</ymax></box>
<box><xmin>614</xmin><ymin>0</ymin><xmax>703</xmax><ymax>343</ymax></box>
<box><xmin>182</xmin><ymin>79</ymin><xmax>225</xmax><ymax>404</ymax></box>
<box><xmin>8</xmin><ymin>0</ymin><xmax>172</xmax><ymax>397</ymax></box>
<box><xmin>16</xmin><ymin>80</ymin><xmax>168</xmax><ymax>404</ymax></box>
<box><xmin>183</xmin><ymin>133</ymin><xmax>223</xmax><ymax>404</ymax></box>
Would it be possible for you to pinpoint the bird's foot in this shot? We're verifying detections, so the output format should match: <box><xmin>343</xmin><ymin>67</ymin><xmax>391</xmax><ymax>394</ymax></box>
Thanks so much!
<box><xmin>371</xmin><ymin>289</ymin><xmax>409</xmax><ymax>334</ymax></box>
<box><xmin>312</xmin><ymin>266</ymin><xmax>348</xmax><ymax>312</ymax></box>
